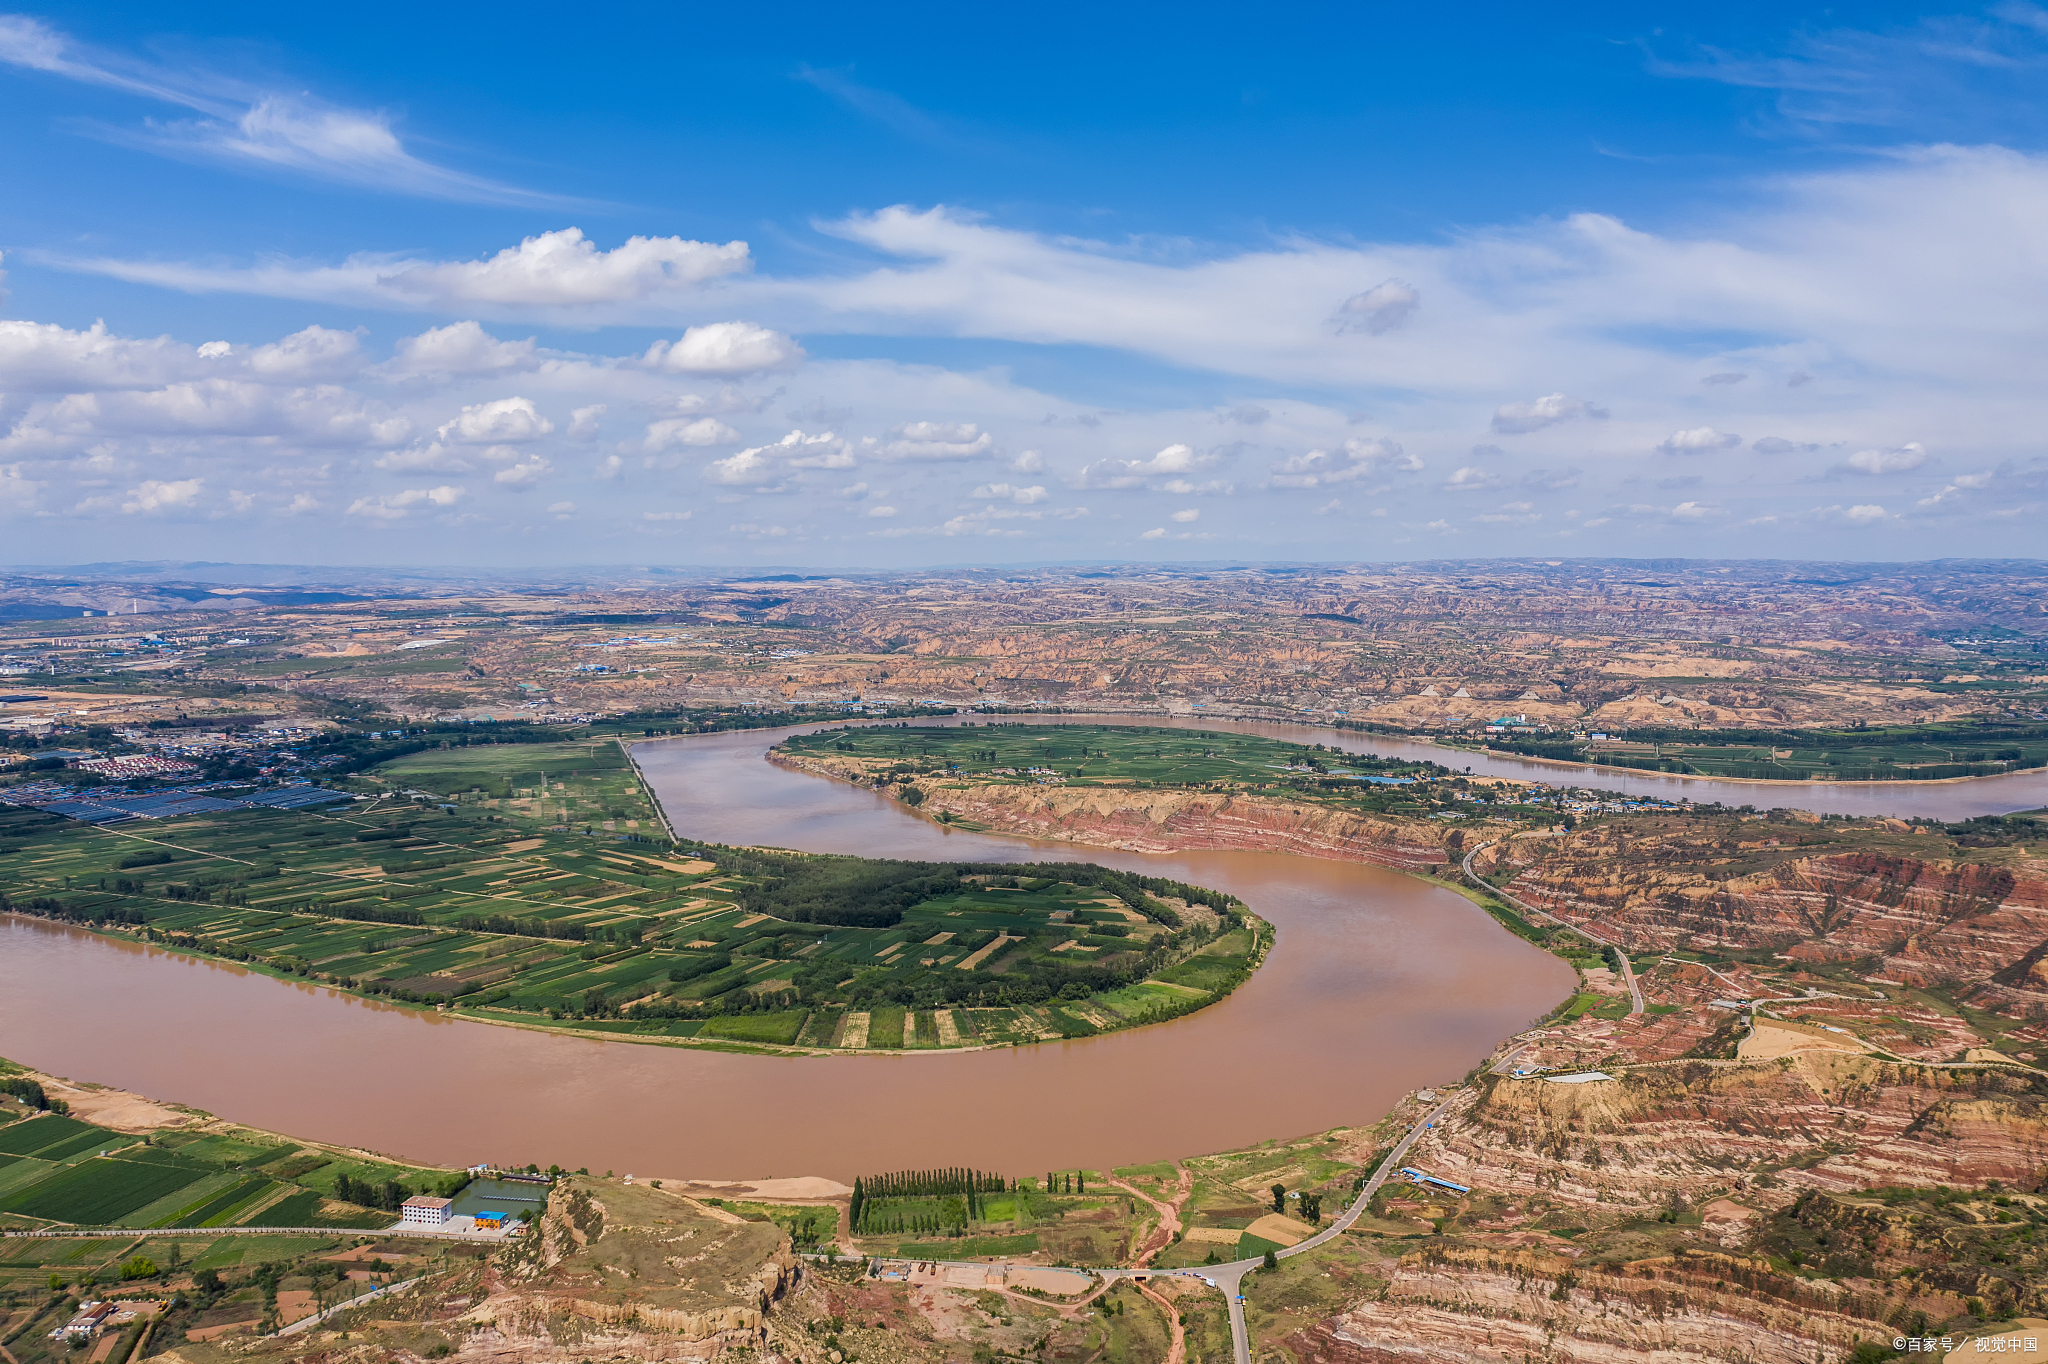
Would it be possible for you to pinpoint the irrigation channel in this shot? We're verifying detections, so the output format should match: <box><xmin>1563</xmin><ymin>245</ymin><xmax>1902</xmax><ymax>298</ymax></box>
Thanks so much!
<box><xmin>0</xmin><ymin>714</ymin><xmax>2032</xmax><ymax>1181</ymax></box>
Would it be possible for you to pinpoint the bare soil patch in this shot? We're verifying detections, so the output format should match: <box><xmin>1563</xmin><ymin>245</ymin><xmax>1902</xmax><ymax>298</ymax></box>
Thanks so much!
<box><xmin>1246</xmin><ymin>1212</ymin><xmax>1314</xmax><ymax>1245</ymax></box>
<box><xmin>1738</xmin><ymin>1021</ymin><xmax>1868</xmax><ymax>1060</ymax></box>
<box><xmin>34</xmin><ymin>1074</ymin><xmax>197</xmax><ymax>1133</ymax></box>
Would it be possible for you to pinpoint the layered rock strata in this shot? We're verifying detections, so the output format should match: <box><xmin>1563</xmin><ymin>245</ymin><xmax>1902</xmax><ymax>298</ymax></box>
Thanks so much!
<box><xmin>769</xmin><ymin>749</ymin><xmax>1453</xmax><ymax>872</ymax></box>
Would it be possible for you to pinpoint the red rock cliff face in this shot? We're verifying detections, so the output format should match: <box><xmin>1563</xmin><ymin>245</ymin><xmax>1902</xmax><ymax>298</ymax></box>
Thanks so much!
<box><xmin>1427</xmin><ymin>1055</ymin><xmax>2048</xmax><ymax>1208</ymax></box>
<box><xmin>769</xmin><ymin>750</ymin><xmax>1453</xmax><ymax>872</ymax></box>
<box><xmin>1502</xmin><ymin>840</ymin><xmax>2048</xmax><ymax>1015</ymax></box>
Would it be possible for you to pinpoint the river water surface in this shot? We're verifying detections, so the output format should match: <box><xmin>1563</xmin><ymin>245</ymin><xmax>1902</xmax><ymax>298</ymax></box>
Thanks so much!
<box><xmin>5</xmin><ymin>710</ymin><xmax>2019</xmax><ymax>1181</ymax></box>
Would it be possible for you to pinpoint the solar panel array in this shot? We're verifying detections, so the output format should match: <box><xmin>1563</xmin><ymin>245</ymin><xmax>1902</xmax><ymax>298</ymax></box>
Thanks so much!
<box><xmin>239</xmin><ymin>787</ymin><xmax>354</xmax><ymax>809</ymax></box>
<box><xmin>23</xmin><ymin>785</ymin><xmax>351</xmax><ymax>822</ymax></box>
<box><xmin>36</xmin><ymin>800</ymin><xmax>137</xmax><ymax>824</ymax></box>
<box><xmin>98</xmin><ymin>794</ymin><xmax>246</xmax><ymax>817</ymax></box>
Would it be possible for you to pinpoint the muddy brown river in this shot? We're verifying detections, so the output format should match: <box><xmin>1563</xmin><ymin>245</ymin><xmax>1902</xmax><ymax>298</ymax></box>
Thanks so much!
<box><xmin>7</xmin><ymin>709</ymin><xmax>2015</xmax><ymax>1182</ymax></box>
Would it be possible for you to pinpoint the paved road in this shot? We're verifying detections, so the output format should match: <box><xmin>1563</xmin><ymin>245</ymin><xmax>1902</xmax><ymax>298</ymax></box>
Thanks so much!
<box><xmin>1461</xmin><ymin>838</ymin><xmax>1642</xmax><ymax>1015</ymax></box>
<box><xmin>1206</xmin><ymin>1093</ymin><xmax>1461</xmax><ymax>1364</ymax></box>
<box><xmin>274</xmin><ymin>1276</ymin><xmax>425</xmax><ymax>1337</ymax></box>
<box><xmin>2</xmin><ymin>1225</ymin><xmax>511</xmax><ymax>1243</ymax></box>
<box><xmin>840</xmin><ymin>1094</ymin><xmax>1461</xmax><ymax>1364</ymax></box>
<box><xmin>1614</xmin><ymin>948</ymin><xmax>1645</xmax><ymax>1014</ymax></box>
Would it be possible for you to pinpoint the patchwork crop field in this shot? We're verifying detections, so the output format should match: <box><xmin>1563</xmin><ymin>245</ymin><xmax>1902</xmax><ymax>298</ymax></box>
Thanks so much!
<box><xmin>0</xmin><ymin>1078</ymin><xmax>464</xmax><ymax>1241</ymax></box>
<box><xmin>1486</xmin><ymin>719</ymin><xmax>2048</xmax><ymax>782</ymax></box>
<box><xmin>1</xmin><ymin>734</ymin><xmax>1267</xmax><ymax>1052</ymax></box>
<box><xmin>782</xmin><ymin>722</ymin><xmax>1449</xmax><ymax>789</ymax></box>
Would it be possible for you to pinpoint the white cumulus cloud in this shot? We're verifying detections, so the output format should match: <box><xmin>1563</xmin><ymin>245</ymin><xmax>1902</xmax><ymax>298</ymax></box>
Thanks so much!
<box><xmin>17</xmin><ymin>379</ymin><xmax>401</xmax><ymax>446</ymax></box>
<box><xmin>641</xmin><ymin>322</ymin><xmax>802</xmax><ymax>374</ymax></box>
<box><xmin>969</xmin><ymin>483</ymin><xmax>1047</xmax><ymax>503</ymax></box>
<box><xmin>438</xmin><ymin>396</ymin><xmax>552</xmax><ymax>444</ymax></box>
<box><xmin>382</xmin><ymin>229</ymin><xmax>750</xmax><ymax>306</ymax></box>
<box><xmin>1839</xmin><ymin>442</ymin><xmax>1927</xmax><ymax>474</ymax></box>
<box><xmin>1077</xmin><ymin>442</ymin><xmax>1213</xmax><ymax>488</ymax></box>
<box><xmin>245</xmin><ymin>325</ymin><xmax>364</xmax><ymax>382</ymax></box>
<box><xmin>707</xmin><ymin>429</ymin><xmax>851</xmax><ymax>486</ymax></box>
<box><xmin>346</xmin><ymin>485</ymin><xmax>462</xmax><ymax>519</ymax></box>
<box><xmin>1268</xmin><ymin>436</ymin><xmax>1413</xmax><ymax>488</ymax></box>
<box><xmin>643</xmin><ymin>416</ymin><xmax>740</xmax><ymax>452</ymax></box>
<box><xmin>879</xmin><ymin>421</ymin><xmax>994</xmax><ymax>460</ymax></box>
<box><xmin>494</xmin><ymin>456</ymin><xmax>551</xmax><ymax>486</ymax></box>
<box><xmin>0</xmin><ymin>319</ymin><xmax>201</xmax><ymax>392</ymax></box>
<box><xmin>384</xmin><ymin>321</ymin><xmax>537</xmax><ymax>378</ymax></box>
<box><xmin>120</xmin><ymin>478</ymin><xmax>202</xmax><ymax>513</ymax></box>
<box><xmin>1492</xmin><ymin>393</ymin><xmax>1607</xmax><ymax>434</ymax></box>
<box><xmin>1658</xmin><ymin>426</ymin><xmax>1741</xmax><ymax>454</ymax></box>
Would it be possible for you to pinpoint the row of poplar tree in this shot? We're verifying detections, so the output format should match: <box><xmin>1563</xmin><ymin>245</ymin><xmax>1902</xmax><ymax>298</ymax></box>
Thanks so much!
<box><xmin>850</xmin><ymin>1168</ymin><xmax>1102</xmax><ymax>1233</ymax></box>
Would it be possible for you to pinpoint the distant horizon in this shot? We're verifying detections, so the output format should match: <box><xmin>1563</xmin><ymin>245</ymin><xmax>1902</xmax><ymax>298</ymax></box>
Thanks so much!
<box><xmin>7</xmin><ymin>554</ymin><xmax>2048</xmax><ymax>577</ymax></box>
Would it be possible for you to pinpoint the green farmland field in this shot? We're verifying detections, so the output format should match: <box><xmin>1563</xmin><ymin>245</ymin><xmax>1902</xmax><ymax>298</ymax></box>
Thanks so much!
<box><xmin>0</xmin><ymin>730</ymin><xmax>1264</xmax><ymax>1053</ymax></box>
<box><xmin>782</xmin><ymin>722</ymin><xmax>1447</xmax><ymax>789</ymax></box>
<box><xmin>0</xmin><ymin>1155</ymin><xmax>208</xmax><ymax>1224</ymax></box>
<box><xmin>698</xmin><ymin>1011</ymin><xmax>808</xmax><ymax>1045</ymax></box>
<box><xmin>1487</xmin><ymin>719</ymin><xmax>2048</xmax><ymax>782</ymax></box>
<box><xmin>0</xmin><ymin>1115</ymin><xmax>98</xmax><ymax>1157</ymax></box>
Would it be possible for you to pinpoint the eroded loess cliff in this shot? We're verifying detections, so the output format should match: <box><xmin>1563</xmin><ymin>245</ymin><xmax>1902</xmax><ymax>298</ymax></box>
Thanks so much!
<box><xmin>1236</xmin><ymin>1052</ymin><xmax>2048</xmax><ymax>1364</ymax></box>
<box><xmin>769</xmin><ymin>748</ymin><xmax>1454</xmax><ymax>871</ymax></box>
<box><xmin>1491</xmin><ymin>819</ymin><xmax>2048</xmax><ymax>1020</ymax></box>
<box><xmin>1429</xmin><ymin>1054</ymin><xmax>2048</xmax><ymax>1211</ymax></box>
<box><xmin>1287</xmin><ymin>1250</ymin><xmax>1913</xmax><ymax>1364</ymax></box>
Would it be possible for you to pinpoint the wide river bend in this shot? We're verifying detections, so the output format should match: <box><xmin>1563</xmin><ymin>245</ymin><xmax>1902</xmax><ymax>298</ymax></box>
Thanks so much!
<box><xmin>8</xmin><ymin>708</ymin><xmax>2015</xmax><ymax>1182</ymax></box>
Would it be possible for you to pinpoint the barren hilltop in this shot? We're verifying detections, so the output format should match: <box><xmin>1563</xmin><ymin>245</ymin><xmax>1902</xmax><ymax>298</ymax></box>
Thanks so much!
<box><xmin>2</xmin><ymin>559</ymin><xmax>2044</xmax><ymax>730</ymax></box>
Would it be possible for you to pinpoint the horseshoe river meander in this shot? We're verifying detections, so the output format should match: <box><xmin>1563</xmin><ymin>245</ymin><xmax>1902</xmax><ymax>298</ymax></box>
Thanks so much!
<box><xmin>2</xmin><ymin>714</ymin><xmax>2040</xmax><ymax>1181</ymax></box>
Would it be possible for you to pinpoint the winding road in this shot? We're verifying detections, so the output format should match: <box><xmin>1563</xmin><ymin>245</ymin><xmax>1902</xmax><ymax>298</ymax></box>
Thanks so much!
<box><xmin>1206</xmin><ymin>1092</ymin><xmax>1460</xmax><ymax>1364</ymax></box>
<box><xmin>858</xmin><ymin>1092</ymin><xmax>1461</xmax><ymax>1364</ymax></box>
<box><xmin>1461</xmin><ymin>837</ymin><xmax>1642</xmax><ymax>1015</ymax></box>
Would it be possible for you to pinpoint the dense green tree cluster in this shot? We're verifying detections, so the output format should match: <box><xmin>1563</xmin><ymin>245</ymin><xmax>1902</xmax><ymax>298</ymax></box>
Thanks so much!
<box><xmin>851</xmin><ymin>1168</ymin><xmax>1005</xmax><ymax>1235</ymax></box>
<box><xmin>331</xmin><ymin>1169</ymin><xmax>472</xmax><ymax>1210</ymax></box>
<box><xmin>0</xmin><ymin>891</ymin><xmax>145</xmax><ymax>927</ymax></box>
<box><xmin>690</xmin><ymin>843</ymin><xmax>1232</xmax><ymax>933</ymax></box>
<box><xmin>452</xmin><ymin>911</ymin><xmax>586</xmax><ymax>940</ymax></box>
<box><xmin>0</xmin><ymin>1076</ymin><xmax>57</xmax><ymax>1111</ymax></box>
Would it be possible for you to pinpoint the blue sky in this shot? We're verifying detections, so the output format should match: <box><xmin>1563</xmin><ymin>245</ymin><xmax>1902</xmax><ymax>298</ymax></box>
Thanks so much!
<box><xmin>1</xmin><ymin>1</ymin><xmax>2045</xmax><ymax>565</ymax></box>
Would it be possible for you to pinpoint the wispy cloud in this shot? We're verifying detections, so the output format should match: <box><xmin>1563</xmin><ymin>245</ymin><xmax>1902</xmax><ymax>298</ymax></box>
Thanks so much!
<box><xmin>793</xmin><ymin>64</ymin><xmax>976</xmax><ymax>149</ymax></box>
<box><xmin>0</xmin><ymin>13</ymin><xmax>567</xmax><ymax>203</ymax></box>
<box><xmin>48</xmin><ymin>228</ymin><xmax>753</xmax><ymax>314</ymax></box>
<box><xmin>1644</xmin><ymin>8</ymin><xmax>2048</xmax><ymax>137</ymax></box>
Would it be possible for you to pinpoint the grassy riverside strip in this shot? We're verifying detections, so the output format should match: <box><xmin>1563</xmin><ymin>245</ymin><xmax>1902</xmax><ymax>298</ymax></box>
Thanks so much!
<box><xmin>1475</xmin><ymin>717</ymin><xmax>2048</xmax><ymax>782</ymax></box>
<box><xmin>0</xmin><ymin>733</ymin><xmax>1266</xmax><ymax>1054</ymax></box>
<box><xmin>780</xmin><ymin>721</ymin><xmax>1474</xmax><ymax>819</ymax></box>
<box><xmin>0</xmin><ymin>1060</ymin><xmax>560</xmax><ymax>1363</ymax></box>
<box><xmin>0</xmin><ymin>1058</ymin><xmax>475</xmax><ymax>1250</ymax></box>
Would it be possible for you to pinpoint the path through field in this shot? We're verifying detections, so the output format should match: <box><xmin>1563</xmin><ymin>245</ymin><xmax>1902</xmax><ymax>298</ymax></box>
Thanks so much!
<box><xmin>1112</xmin><ymin>1163</ymin><xmax>1192</xmax><ymax>1267</ymax></box>
<box><xmin>1139</xmin><ymin>1281</ymin><xmax>1187</xmax><ymax>1364</ymax></box>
